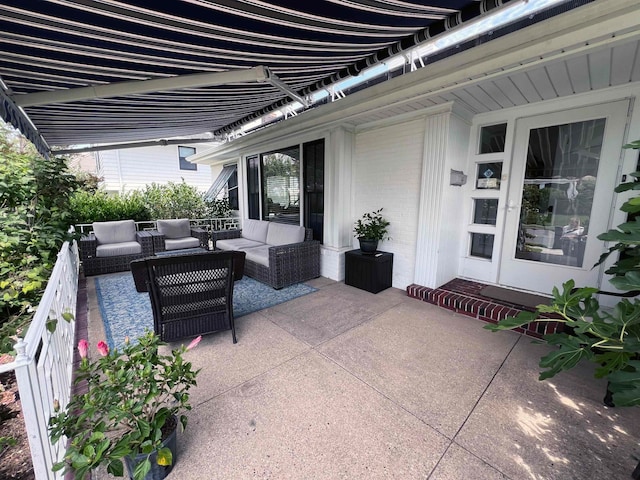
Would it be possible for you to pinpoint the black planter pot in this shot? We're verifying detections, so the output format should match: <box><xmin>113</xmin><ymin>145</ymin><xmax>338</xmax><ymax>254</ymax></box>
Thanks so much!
<box><xmin>358</xmin><ymin>238</ymin><xmax>379</xmax><ymax>254</ymax></box>
<box><xmin>125</xmin><ymin>419</ymin><xmax>178</xmax><ymax>480</ymax></box>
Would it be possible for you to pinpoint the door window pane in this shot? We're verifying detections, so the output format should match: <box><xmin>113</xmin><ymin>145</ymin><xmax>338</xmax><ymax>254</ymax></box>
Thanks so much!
<box><xmin>479</xmin><ymin>123</ymin><xmax>507</xmax><ymax>153</ymax></box>
<box><xmin>476</xmin><ymin>162</ymin><xmax>502</xmax><ymax>189</ymax></box>
<box><xmin>515</xmin><ymin>118</ymin><xmax>605</xmax><ymax>267</ymax></box>
<box><xmin>470</xmin><ymin>233</ymin><xmax>494</xmax><ymax>259</ymax></box>
<box><xmin>473</xmin><ymin>199</ymin><xmax>498</xmax><ymax>225</ymax></box>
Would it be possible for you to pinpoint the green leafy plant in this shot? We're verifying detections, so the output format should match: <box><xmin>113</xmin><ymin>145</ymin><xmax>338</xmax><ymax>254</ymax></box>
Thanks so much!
<box><xmin>485</xmin><ymin>141</ymin><xmax>640</xmax><ymax>407</ymax></box>
<box><xmin>0</xmin><ymin>125</ymin><xmax>79</xmax><ymax>354</ymax></box>
<box><xmin>353</xmin><ymin>208</ymin><xmax>391</xmax><ymax>241</ymax></box>
<box><xmin>49</xmin><ymin>331</ymin><xmax>201</xmax><ymax>480</ymax></box>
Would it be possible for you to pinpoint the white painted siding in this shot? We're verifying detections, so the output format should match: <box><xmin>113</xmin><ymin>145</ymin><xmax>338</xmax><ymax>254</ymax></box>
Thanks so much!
<box><xmin>98</xmin><ymin>144</ymin><xmax>213</xmax><ymax>193</ymax></box>
<box><xmin>354</xmin><ymin>119</ymin><xmax>425</xmax><ymax>289</ymax></box>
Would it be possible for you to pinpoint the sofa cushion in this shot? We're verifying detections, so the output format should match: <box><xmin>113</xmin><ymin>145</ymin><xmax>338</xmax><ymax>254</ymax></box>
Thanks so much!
<box><xmin>164</xmin><ymin>237</ymin><xmax>201</xmax><ymax>251</ymax></box>
<box><xmin>96</xmin><ymin>241</ymin><xmax>142</xmax><ymax>257</ymax></box>
<box><xmin>241</xmin><ymin>219</ymin><xmax>269</xmax><ymax>243</ymax></box>
<box><xmin>157</xmin><ymin>219</ymin><xmax>191</xmax><ymax>239</ymax></box>
<box><xmin>93</xmin><ymin>220</ymin><xmax>136</xmax><ymax>245</ymax></box>
<box><xmin>216</xmin><ymin>238</ymin><xmax>265</xmax><ymax>251</ymax></box>
<box><xmin>266</xmin><ymin>223</ymin><xmax>305</xmax><ymax>246</ymax></box>
<box><xmin>243</xmin><ymin>245</ymin><xmax>270</xmax><ymax>267</ymax></box>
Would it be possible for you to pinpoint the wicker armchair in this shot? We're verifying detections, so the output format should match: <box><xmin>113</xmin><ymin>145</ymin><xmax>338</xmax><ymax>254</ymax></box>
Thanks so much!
<box><xmin>151</xmin><ymin>218</ymin><xmax>209</xmax><ymax>252</ymax></box>
<box><xmin>79</xmin><ymin>220</ymin><xmax>154</xmax><ymax>276</ymax></box>
<box><xmin>130</xmin><ymin>251</ymin><xmax>243</xmax><ymax>343</ymax></box>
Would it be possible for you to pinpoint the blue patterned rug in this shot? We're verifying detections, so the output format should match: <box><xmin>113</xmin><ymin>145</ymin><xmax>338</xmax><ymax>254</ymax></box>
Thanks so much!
<box><xmin>95</xmin><ymin>272</ymin><xmax>317</xmax><ymax>350</ymax></box>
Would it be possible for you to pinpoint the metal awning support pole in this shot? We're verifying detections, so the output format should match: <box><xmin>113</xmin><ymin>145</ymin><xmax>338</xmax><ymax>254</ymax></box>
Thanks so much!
<box><xmin>264</xmin><ymin>68</ymin><xmax>312</xmax><ymax>108</ymax></box>
<box><xmin>15</xmin><ymin>66</ymin><xmax>270</xmax><ymax>107</ymax></box>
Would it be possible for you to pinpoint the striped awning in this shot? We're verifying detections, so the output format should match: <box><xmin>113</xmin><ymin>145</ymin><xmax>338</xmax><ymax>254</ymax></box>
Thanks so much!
<box><xmin>0</xmin><ymin>0</ymin><xmax>510</xmax><ymax>154</ymax></box>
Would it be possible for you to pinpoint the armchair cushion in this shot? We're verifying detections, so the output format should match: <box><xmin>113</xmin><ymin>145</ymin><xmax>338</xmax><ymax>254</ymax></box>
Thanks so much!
<box><xmin>93</xmin><ymin>220</ymin><xmax>136</xmax><ymax>244</ymax></box>
<box><xmin>96</xmin><ymin>241</ymin><xmax>142</xmax><ymax>258</ymax></box>
<box><xmin>165</xmin><ymin>236</ymin><xmax>201</xmax><ymax>251</ymax></box>
<box><xmin>157</xmin><ymin>219</ymin><xmax>191</xmax><ymax>239</ymax></box>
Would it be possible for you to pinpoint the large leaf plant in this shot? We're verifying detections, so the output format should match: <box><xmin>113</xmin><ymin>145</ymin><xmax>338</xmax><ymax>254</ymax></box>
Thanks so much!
<box><xmin>485</xmin><ymin>140</ymin><xmax>640</xmax><ymax>407</ymax></box>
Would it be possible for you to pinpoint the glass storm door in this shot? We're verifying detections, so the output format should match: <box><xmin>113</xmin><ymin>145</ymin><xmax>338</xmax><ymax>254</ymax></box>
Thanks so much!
<box><xmin>499</xmin><ymin>102</ymin><xmax>627</xmax><ymax>294</ymax></box>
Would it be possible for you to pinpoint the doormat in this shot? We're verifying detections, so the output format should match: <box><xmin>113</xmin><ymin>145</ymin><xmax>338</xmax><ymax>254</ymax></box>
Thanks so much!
<box><xmin>479</xmin><ymin>285</ymin><xmax>551</xmax><ymax>310</ymax></box>
<box><xmin>95</xmin><ymin>272</ymin><xmax>317</xmax><ymax>350</ymax></box>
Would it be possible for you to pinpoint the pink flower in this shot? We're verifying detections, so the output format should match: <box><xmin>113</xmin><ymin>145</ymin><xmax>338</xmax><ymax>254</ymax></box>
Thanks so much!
<box><xmin>97</xmin><ymin>341</ymin><xmax>109</xmax><ymax>357</ymax></box>
<box><xmin>78</xmin><ymin>339</ymin><xmax>88</xmax><ymax>359</ymax></box>
<box><xmin>186</xmin><ymin>336</ymin><xmax>202</xmax><ymax>351</ymax></box>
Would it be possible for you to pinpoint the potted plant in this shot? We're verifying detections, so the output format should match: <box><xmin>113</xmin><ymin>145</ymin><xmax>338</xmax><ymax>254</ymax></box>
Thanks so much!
<box><xmin>485</xmin><ymin>140</ymin><xmax>640</xmax><ymax>409</ymax></box>
<box><xmin>353</xmin><ymin>208</ymin><xmax>391</xmax><ymax>253</ymax></box>
<box><xmin>49</xmin><ymin>331</ymin><xmax>201</xmax><ymax>480</ymax></box>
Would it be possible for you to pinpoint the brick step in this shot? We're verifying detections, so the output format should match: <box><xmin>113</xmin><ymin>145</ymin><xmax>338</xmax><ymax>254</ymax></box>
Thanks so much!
<box><xmin>406</xmin><ymin>279</ymin><xmax>563</xmax><ymax>339</ymax></box>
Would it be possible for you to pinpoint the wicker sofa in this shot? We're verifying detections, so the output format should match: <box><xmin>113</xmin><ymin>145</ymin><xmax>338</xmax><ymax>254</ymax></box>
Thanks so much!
<box><xmin>212</xmin><ymin>219</ymin><xmax>320</xmax><ymax>289</ymax></box>
<box><xmin>79</xmin><ymin>220</ymin><xmax>154</xmax><ymax>276</ymax></box>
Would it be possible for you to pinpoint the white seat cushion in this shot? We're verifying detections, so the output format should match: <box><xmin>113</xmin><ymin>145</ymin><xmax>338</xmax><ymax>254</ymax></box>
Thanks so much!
<box><xmin>265</xmin><ymin>222</ymin><xmax>305</xmax><ymax>246</ymax></box>
<box><xmin>243</xmin><ymin>245</ymin><xmax>270</xmax><ymax>267</ymax></box>
<box><xmin>93</xmin><ymin>220</ymin><xmax>136</xmax><ymax>244</ymax></box>
<box><xmin>164</xmin><ymin>237</ymin><xmax>201</xmax><ymax>251</ymax></box>
<box><xmin>96</xmin><ymin>241</ymin><xmax>142</xmax><ymax>257</ymax></box>
<box><xmin>216</xmin><ymin>238</ymin><xmax>265</xmax><ymax>251</ymax></box>
<box><xmin>157</xmin><ymin>219</ymin><xmax>191</xmax><ymax>239</ymax></box>
<box><xmin>241</xmin><ymin>219</ymin><xmax>269</xmax><ymax>243</ymax></box>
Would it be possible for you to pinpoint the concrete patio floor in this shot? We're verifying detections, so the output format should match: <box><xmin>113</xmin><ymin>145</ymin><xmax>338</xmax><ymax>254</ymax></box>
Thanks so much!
<box><xmin>86</xmin><ymin>276</ymin><xmax>640</xmax><ymax>479</ymax></box>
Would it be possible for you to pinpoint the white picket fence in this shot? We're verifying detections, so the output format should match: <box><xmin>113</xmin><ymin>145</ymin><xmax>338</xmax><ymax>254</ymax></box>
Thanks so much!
<box><xmin>0</xmin><ymin>241</ymin><xmax>80</xmax><ymax>479</ymax></box>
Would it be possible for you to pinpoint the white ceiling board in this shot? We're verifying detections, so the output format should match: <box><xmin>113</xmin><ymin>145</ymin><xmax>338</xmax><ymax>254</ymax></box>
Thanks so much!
<box><xmin>610</xmin><ymin>42</ymin><xmax>637</xmax><ymax>85</ymax></box>
<box><xmin>507</xmin><ymin>72</ymin><xmax>543</xmax><ymax>103</ymax></box>
<box><xmin>589</xmin><ymin>49</ymin><xmax>613</xmax><ymax>90</ymax></box>
<box><xmin>490</xmin><ymin>77</ymin><xmax>528</xmax><ymax>106</ymax></box>
<box><xmin>477</xmin><ymin>80</ymin><xmax>516</xmax><ymax>109</ymax></box>
<box><xmin>526</xmin><ymin>68</ymin><xmax>558</xmax><ymax>101</ymax></box>
<box><xmin>545</xmin><ymin>62</ymin><xmax>574</xmax><ymax>97</ymax></box>
<box><xmin>565</xmin><ymin>56</ymin><xmax>591</xmax><ymax>93</ymax></box>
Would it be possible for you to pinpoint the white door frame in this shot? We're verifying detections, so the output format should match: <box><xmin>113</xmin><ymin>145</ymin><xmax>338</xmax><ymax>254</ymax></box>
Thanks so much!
<box><xmin>497</xmin><ymin>100</ymin><xmax>629</xmax><ymax>294</ymax></box>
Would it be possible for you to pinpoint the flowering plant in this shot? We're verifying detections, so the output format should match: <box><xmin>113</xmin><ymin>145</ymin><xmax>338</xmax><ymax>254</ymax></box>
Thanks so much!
<box><xmin>49</xmin><ymin>331</ymin><xmax>201</xmax><ymax>480</ymax></box>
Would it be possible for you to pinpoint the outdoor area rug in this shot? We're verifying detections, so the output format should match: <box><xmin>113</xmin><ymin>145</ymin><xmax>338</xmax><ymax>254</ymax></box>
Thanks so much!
<box><xmin>95</xmin><ymin>272</ymin><xmax>317</xmax><ymax>350</ymax></box>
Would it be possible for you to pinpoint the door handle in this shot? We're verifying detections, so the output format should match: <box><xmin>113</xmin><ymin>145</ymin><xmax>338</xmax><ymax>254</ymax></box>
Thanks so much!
<box><xmin>507</xmin><ymin>200</ymin><xmax>518</xmax><ymax>212</ymax></box>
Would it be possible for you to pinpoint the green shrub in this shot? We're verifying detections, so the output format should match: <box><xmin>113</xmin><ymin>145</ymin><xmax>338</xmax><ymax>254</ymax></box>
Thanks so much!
<box><xmin>142</xmin><ymin>180</ymin><xmax>209</xmax><ymax>219</ymax></box>
<box><xmin>69</xmin><ymin>189</ymin><xmax>149</xmax><ymax>224</ymax></box>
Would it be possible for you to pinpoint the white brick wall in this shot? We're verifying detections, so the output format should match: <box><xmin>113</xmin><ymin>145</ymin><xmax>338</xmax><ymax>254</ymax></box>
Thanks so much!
<box><xmin>354</xmin><ymin>119</ymin><xmax>426</xmax><ymax>289</ymax></box>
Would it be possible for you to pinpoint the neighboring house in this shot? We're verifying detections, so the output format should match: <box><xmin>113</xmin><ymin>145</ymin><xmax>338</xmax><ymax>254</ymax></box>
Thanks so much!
<box><xmin>190</xmin><ymin>1</ymin><xmax>640</xmax><ymax>303</ymax></box>
<box><xmin>95</xmin><ymin>143</ymin><xmax>214</xmax><ymax>193</ymax></box>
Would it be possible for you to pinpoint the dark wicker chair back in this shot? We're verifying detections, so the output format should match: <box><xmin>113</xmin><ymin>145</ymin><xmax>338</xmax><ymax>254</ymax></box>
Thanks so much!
<box><xmin>138</xmin><ymin>251</ymin><xmax>240</xmax><ymax>343</ymax></box>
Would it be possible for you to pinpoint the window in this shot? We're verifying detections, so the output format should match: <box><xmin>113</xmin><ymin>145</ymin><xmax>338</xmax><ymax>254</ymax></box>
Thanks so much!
<box><xmin>262</xmin><ymin>146</ymin><xmax>300</xmax><ymax>225</ymax></box>
<box><xmin>178</xmin><ymin>146</ymin><xmax>197</xmax><ymax>171</ymax></box>
<box><xmin>246</xmin><ymin>140</ymin><xmax>325</xmax><ymax>242</ymax></box>
<box><xmin>227</xmin><ymin>168</ymin><xmax>239</xmax><ymax>210</ymax></box>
